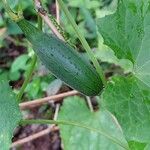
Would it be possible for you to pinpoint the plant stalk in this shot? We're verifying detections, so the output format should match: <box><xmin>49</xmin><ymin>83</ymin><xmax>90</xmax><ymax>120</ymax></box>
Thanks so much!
<box><xmin>57</xmin><ymin>0</ymin><xmax>107</xmax><ymax>86</ymax></box>
<box><xmin>17</xmin><ymin>55</ymin><xmax>37</xmax><ymax>101</ymax></box>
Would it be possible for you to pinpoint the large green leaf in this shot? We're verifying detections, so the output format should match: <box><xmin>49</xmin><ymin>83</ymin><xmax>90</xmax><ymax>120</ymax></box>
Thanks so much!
<box><xmin>0</xmin><ymin>81</ymin><xmax>22</xmax><ymax>150</ymax></box>
<box><xmin>97</xmin><ymin>0</ymin><xmax>150</xmax><ymax>147</ymax></box>
<box><xmin>97</xmin><ymin>0</ymin><xmax>150</xmax><ymax>87</ymax></box>
<box><xmin>101</xmin><ymin>76</ymin><xmax>150</xmax><ymax>144</ymax></box>
<box><xmin>58</xmin><ymin>96</ymin><xmax>129</xmax><ymax>150</ymax></box>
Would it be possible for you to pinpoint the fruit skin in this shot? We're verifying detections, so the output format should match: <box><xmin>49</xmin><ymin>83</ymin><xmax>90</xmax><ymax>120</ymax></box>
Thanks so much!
<box><xmin>17</xmin><ymin>19</ymin><xmax>103</xmax><ymax>96</ymax></box>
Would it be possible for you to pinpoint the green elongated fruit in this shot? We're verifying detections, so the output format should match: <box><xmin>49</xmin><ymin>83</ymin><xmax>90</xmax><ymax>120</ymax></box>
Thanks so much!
<box><xmin>17</xmin><ymin>19</ymin><xmax>103</xmax><ymax>96</ymax></box>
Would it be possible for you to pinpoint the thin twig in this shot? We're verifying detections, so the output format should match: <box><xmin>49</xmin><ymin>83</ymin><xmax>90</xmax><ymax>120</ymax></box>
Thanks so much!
<box><xmin>12</xmin><ymin>100</ymin><xmax>60</xmax><ymax>148</ymax></box>
<box><xmin>54</xmin><ymin>104</ymin><xmax>60</xmax><ymax>120</ymax></box>
<box><xmin>34</xmin><ymin>0</ymin><xmax>64</xmax><ymax>41</ymax></box>
<box><xmin>47</xmin><ymin>104</ymin><xmax>60</xmax><ymax>130</ymax></box>
<box><xmin>11</xmin><ymin>127</ymin><xmax>59</xmax><ymax>148</ymax></box>
<box><xmin>56</xmin><ymin>0</ymin><xmax>60</xmax><ymax>24</ymax></box>
<box><xmin>41</xmin><ymin>14</ymin><xmax>64</xmax><ymax>40</ymax></box>
<box><xmin>86</xmin><ymin>96</ymin><xmax>94</xmax><ymax>112</ymax></box>
<box><xmin>20</xmin><ymin>90</ymin><xmax>78</xmax><ymax>110</ymax></box>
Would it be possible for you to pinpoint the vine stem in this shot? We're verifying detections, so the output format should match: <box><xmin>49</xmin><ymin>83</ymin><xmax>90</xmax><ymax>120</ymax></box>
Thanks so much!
<box><xmin>57</xmin><ymin>0</ymin><xmax>107</xmax><ymax>87</ymax></box>
<box><xmin>17</xmin><ymin>55</ymin><xmax>37</xmax><ymax>101</ymax></box>
<box><xmin>17</xmin><ymin>16</ymin><xmax>42</xmax><ymax>102</ymax></box>
<box><xmin>20</xmin><ymin>119</ymin><xmax>129</xmax><ymax>150</ymax></box>
<box><xmin>37</xmin><ymin>14</ymin><xmax>43</xmax><ymax>30</ymax></box>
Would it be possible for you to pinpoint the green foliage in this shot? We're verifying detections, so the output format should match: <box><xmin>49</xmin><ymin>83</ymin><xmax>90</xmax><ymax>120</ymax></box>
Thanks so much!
<box><xmin>58</xmin><ymin>96</ymin><xmax>129</xmax><ymax>150</ymax></box>
<box><xmin>7</xmin><ymin>0</ymin><xmax>19</xmax><ymax>9</ymax></box>
<box><xmin>0</xmin><ymin>80</ymin><xmax>22</xmax><ymax>150</ymax></box>
<box><xmin>95</xmin><ymin>47</ymin><xmax>133</xmax><ymax>73</ymax></box>
<box><xmin>11</xmin><ymin>54</ymin><xmax>29</xmax><ymax>72</ymax></box>
<box><xmin>97</xmin><ymin>0</ymin><xmax>150</xmax><ymax>88</ymax></box>
<box><xmin>79</xmin><ymin>7</ymin><xmax>97</xmax><ymax>39</ymax></box>
<box><xmin>9</xmin><ymin>54</ymin><xmax>30</xmax><ymax>81</ymax></box>
<box><xmin>97</xmin><ymin>0</ymin><xmax>150</xmax><ymax>148</ymax></box>
<box><xmin>25</xmin><ymin>75</ymin><xmax>54</xmax><ymax>99</ymax></box>
<box><xmin>1</xmin><ymin>0</ymin><xmax>150</xmax><ymax>149</ymax></box>
<box><xmin>25</xmin><ymin>76</ymin><xmax>41</xmax><ymax>99</ymax></box>
<box><xmin>61</xmin><ymin>0</ymin><xmax>102</xmax><ymax>45</ymax></box>
<box><xmin>101</xmin><ymin>76</ymin><xmax>150</xmax><ymax>143</ymax></box>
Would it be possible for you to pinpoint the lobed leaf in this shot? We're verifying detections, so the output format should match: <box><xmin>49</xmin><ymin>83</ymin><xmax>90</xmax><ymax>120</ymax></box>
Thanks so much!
<box><xmin>58</xmin><ymin>96</ymin><xmax>128</xmax><ymax>150</ymax></box>
<box><xmin>101</xmin><ymin>76</ymin><xmax>150</xmax><ymax>144</ymax></box>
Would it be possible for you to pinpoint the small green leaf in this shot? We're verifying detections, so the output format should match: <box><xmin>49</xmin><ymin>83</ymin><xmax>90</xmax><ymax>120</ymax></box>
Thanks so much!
<box><xmin>58</xmin><ymin>96</ymin><xmax>128</xmax><ymax>150</ymax></box>
<box><xmin>9</xmin><ymin>71</ymin><xmax>20</xmax><ymax>81</ymax></box>
<box><xmin>0</xmin><ymin>80</ymin><xmax>22</xmax><ymax>150</ymax></box>
<box><xmin>11</xmin><ymin>54</ymin><xmax>29</xmax><ymax>73</ymax></box>
<box><xmin>101</xmin><ymin>76</ymin><xmax>150</xmax><ymax>143</ymax></box>
<box><xmin>25</xmin><ymin>77</ymin><xmax>41</xmax><ymax>99</ymax></box>
<box><xmin>95</xmin><ymin>48</ymin><xmax>133</xmax><ymax>73</ymax></box>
